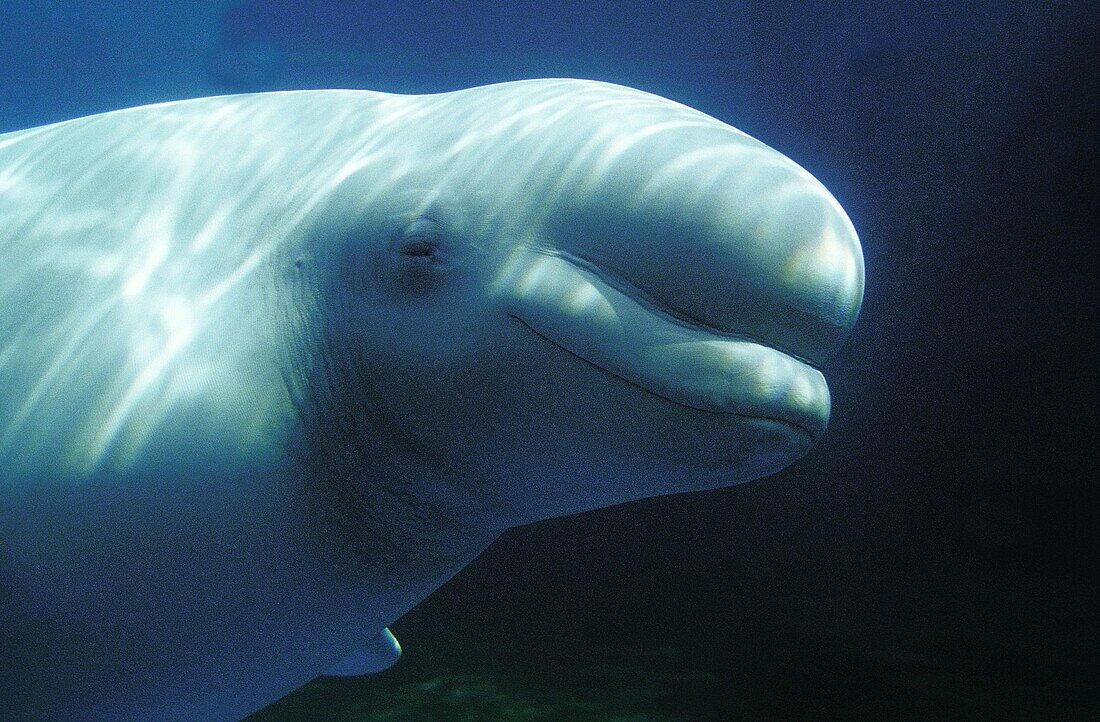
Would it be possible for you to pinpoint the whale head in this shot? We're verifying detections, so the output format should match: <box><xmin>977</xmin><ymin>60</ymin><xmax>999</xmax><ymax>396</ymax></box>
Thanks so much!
<box><xmin>0</xmin><ymin>80</ymin><xmax>861</xmax><ymax>718</ymax></box>
<box><xmin>308</xmin><ymin>80</ymin><xmax>863</xmax><ymax>528</ymax></box>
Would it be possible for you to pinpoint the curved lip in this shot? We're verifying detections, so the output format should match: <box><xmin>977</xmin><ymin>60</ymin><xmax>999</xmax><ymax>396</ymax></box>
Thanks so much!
<box><xmin>553</xmin><ymin>249</ymin><xmax>822</xmax><ymax>370</ymax></box>
<box><xmin>504</xmin><ymin>249</ymin><xmax>830</xmax><ymax>441</ymax></box>
<box><xmin>511</xmin><ymin>313</ymin><xmax>817</xmax><ymax>443</ymax></box>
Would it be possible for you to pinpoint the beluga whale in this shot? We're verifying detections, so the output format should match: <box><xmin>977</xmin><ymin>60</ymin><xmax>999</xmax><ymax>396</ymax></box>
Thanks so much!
<box><xmin>0</xmin><ymin>79</ymin><xmax>863</xmax><ymax>719</ymax></box>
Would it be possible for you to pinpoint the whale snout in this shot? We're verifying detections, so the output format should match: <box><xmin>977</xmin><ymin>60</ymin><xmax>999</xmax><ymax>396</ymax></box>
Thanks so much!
<box><xmin>697</xmin><ymin>158</ymin><xmax>865</xmax><ymax>368</ymax></box>
<box><xmin>581</xmin><ymin>135</ymin><xmax>865</xmax><ymax>371</ymax></box>
<box><xmin>505</xmin><ymin>109</ymin><xmax>862</xmax><ymax>459</ymax></box>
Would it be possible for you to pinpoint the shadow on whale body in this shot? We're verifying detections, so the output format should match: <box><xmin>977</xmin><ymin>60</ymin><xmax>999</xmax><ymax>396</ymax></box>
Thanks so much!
<box><xmin>0</xmin><ymin>79</ymin><xmax>862</xmax><ymax>719</ymax></box>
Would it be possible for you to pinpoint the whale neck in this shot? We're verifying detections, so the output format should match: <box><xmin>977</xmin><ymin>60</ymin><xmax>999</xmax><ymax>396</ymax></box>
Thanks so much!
<box><xmin>279</xmin><ymin>307</ymin><xmax>501</xmax><ymax>589</ymax></box>
<box><xmin>300</xmin><ymin>434</ymin><xmax>501</xmax><ymax>589</ymax></box>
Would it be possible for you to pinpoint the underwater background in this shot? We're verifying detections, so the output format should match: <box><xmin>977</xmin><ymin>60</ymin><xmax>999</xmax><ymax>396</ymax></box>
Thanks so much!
<box><xmin>1</xmin><ymin>1</ymin><xmax>1094</xmax><ymax>719</ymax></box>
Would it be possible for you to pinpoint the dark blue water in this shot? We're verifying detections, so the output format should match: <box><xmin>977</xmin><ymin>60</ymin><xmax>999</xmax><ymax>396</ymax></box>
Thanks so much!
<box><xmin>2</xmin><ymin>1</ymin><xmax>1095</xmax><ymax>717</ymax></box>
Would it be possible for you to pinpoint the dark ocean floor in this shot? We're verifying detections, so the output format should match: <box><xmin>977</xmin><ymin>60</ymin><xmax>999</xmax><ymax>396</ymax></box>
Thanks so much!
<box><xmin>251</xmin><ymin>640</ymin><xmax>1097</xmax><ymax>720</ymax></box>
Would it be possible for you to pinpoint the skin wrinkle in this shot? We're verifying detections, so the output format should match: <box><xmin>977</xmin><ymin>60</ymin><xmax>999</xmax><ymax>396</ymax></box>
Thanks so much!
<box><xmin>279</xmin><ymin>254</ymin><xmax>490</xmax><ymax>581</ymax></box>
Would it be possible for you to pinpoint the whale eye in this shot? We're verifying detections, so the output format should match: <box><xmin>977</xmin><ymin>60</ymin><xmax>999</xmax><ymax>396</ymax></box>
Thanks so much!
<box><xmin>394</xmin><ymin>217</ymin><xmax>446</xmax><ymax>267</ymax></box>
<box><xmin>400</xmin><ymin>239</ymin><xmax>438</xmax><ymax>259</ymax></box>
<box><xmin>380</xmin><ymin>216</ymin><xmax>453</xmax><ymax>294</ymax></box>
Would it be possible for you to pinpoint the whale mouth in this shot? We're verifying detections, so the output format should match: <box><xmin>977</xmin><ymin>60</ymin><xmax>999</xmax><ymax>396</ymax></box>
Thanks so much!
<box><xmin>501</xmin><ymin>250</ymin><xmax>831</xmax><ymax>441</ymax></box>
<box><xmin>512</xmin><ymin>314</ymin><xmax>819</xmax><ymax>443</ymax></box>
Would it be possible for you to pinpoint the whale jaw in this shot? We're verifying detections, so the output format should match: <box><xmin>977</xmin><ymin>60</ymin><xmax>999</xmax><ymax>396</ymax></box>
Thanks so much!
<box><xmin>500</xmin><ymin>249</ymin><xmax>830</xmax><ymax>451</ymax></box>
